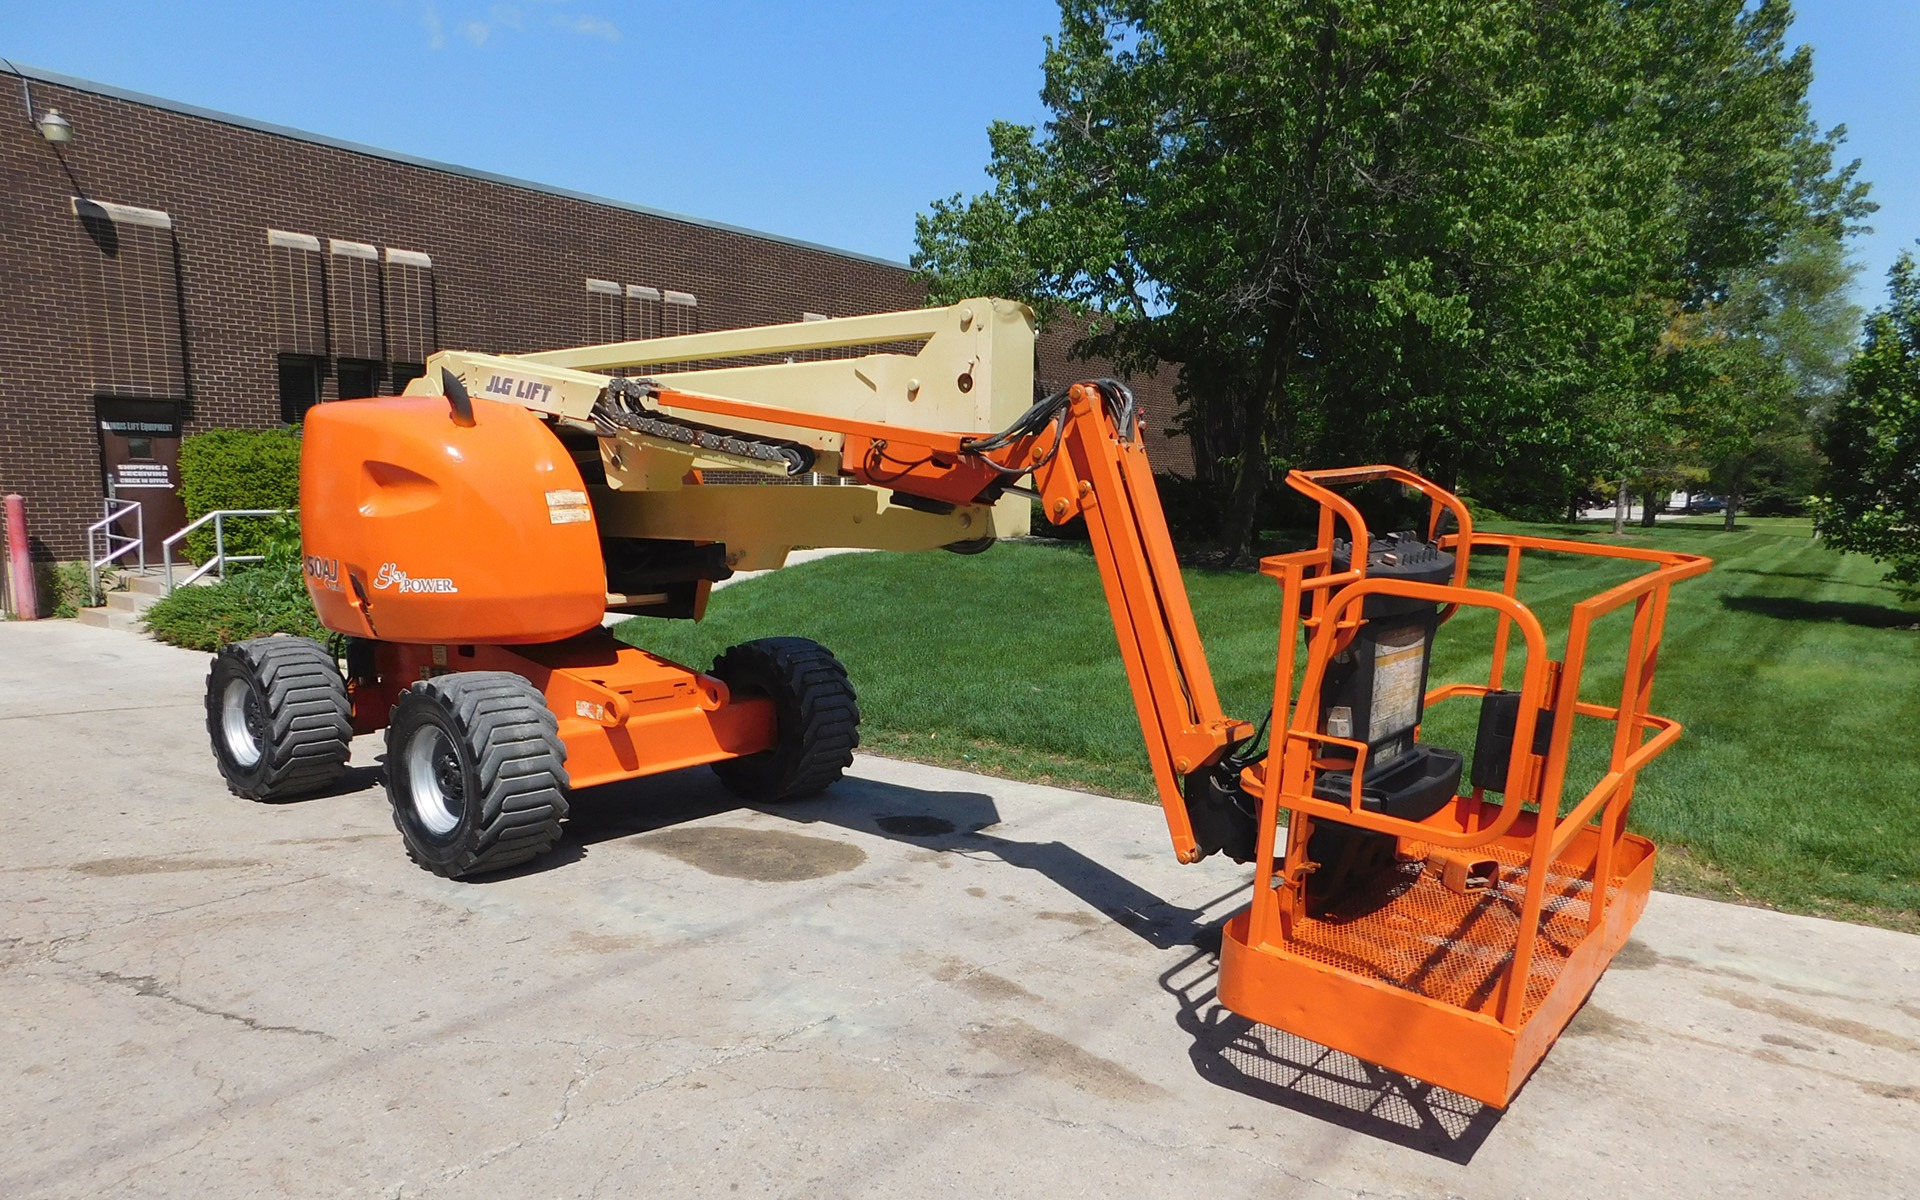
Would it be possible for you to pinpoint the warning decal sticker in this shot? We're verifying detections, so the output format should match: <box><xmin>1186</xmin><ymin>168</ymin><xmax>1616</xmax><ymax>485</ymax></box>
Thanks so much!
<box><xmin>1369</xmin><ymin>625</ymin><xmax>1426</xmax><ymax>742</ymax></box>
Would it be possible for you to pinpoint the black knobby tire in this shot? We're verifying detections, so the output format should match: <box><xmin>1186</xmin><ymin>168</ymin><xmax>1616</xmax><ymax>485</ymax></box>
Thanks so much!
<box><xmin>205</xmin><ymin>636</ymin><xmax>353</xmax><ymax>802</ymax></box>
<box><xmin>709</xmin><ymin>637</ymin><xmax>860</xmax><ymax>802</ymax></box>
<box><xmin>384</xmin><ymin>672</ymin><xmax>569</xmax><ymax>879</ymax></box>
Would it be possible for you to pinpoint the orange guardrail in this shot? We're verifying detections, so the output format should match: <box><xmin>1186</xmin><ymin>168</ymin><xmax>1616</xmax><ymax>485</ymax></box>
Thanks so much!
<box><xmin>1241</xmin><ymin>468</ymin><xmax>1709</xmax><ymax>1032</ymax></box>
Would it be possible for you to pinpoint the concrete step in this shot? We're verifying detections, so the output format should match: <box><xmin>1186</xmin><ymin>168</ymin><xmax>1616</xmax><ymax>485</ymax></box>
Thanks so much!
<box><xmin>76</xmin><ymin>607</ymin><xmax>145</xmax><ymax>633</ymax></box>
<box><xmin>121</xmin><ymin>570</ymin><xmax>178</xmax><ymax>597</ymax></box>
<box><xmin>106</xmin><ymin>589</ymin><xmax>163</xmax><ymax>614</ymax></box>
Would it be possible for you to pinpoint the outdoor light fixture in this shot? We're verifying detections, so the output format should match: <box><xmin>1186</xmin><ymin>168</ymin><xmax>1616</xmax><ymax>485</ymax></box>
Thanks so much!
<box><xmin>37</xmin><ymin>107</ymin><xmax>71</xmax><ymax>144</ymax></box>
<box><xmin>3</xmin><ymin>57</ymin><xmax>73</xmax><ymax>146</ymax></box>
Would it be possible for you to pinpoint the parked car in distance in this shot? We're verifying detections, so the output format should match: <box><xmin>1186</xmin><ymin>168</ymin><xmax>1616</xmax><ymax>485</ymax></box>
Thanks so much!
<box><xmin>1685</xmin><ymin>494</ymin><xmax>1726</xmax><ymax>514</ymax></box>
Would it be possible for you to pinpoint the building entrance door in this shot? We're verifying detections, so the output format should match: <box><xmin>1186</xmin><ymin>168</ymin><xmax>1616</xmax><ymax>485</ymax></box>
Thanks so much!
<box><xmin>96</xmin><ymin>397</ymin><xmax>188</xmax><ymax>562</ymax></box>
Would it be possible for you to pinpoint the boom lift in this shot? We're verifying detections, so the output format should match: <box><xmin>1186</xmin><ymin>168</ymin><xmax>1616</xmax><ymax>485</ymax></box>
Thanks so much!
<box><xmin>202</xmin><ymin>298</ymin><xmax>1707</xmax><ymax>1108</ymax></box>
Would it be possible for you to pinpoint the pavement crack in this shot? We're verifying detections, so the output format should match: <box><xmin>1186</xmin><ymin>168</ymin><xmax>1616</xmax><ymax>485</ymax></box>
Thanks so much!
<box><xmin>90</xmin><ymin>1064</ymin><xmax>239</xmax><ymax>1194</ymax></box>
<box><xmin>404</xmin><ymin>1038</ymin><xmax>667</xmax><ymax>1196</ymax></box>
<box><xmin>32</xmin><ymin>873</ymin><xmax>330</xmax><ymax>957</ymax></box>
<box><xmin>89</xmin><ymin>968</ymin><xmax>334</xmax><ymax>1040</ymax></box>
<box><xmin>0</xmin><ymin>701</ymin><xmax>202</xmax><ymax>722</ymax></box>
<box><xmin>605</xmin><ymin>1016</ymin><xmax>837</xmax><ymax>1106</ymax></box>
<box><xmin>551</xmin><ymin>1046</ymin><xmax>607</xmax><ymax>1131</ymax></box>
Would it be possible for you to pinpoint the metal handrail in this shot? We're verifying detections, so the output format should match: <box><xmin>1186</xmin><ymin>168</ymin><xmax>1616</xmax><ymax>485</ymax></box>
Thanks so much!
<box><xmin>161</xmin><ymin>509</ymin><xmax>291</xmax><ymax>593</ymax></box>
<box><xmin>85</xmin><ymin>499</ymin><xmax>144</xmax><ymax>605</ymax></box>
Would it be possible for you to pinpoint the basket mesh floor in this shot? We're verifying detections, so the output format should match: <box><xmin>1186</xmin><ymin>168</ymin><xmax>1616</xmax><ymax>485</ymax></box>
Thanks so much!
<box><xmin>1285</xmin><ymin>843</ymin><xmax>1618</xmax><ymax>1021</ymax></box>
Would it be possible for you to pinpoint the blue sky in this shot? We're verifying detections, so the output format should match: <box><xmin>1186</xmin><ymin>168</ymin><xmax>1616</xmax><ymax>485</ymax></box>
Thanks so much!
<box><xmin>4</xmin><ymin>1</ymin><xmax>1913</xmax><ymax>301</ymax></box>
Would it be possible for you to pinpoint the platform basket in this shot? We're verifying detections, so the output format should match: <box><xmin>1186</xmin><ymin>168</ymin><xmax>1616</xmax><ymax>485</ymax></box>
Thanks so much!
<box><xmin>1221</xmin><ymin>466</ymin><xmax>1708</xmax><ymax>1108</ymax></box>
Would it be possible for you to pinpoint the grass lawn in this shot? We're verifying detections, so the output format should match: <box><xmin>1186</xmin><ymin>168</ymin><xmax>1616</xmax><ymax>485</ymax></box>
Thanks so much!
<box><xmin>614</xmin><ymin>518</ymin><xmax>1920</xmax><ymax>931</ymax></box>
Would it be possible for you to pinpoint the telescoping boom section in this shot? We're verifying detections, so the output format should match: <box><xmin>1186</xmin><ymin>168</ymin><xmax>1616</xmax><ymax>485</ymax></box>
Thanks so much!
<box><xmin>208</xmin><ymin>299</ymin><xmax>1705</xmax><ymax>1110</ymax></box>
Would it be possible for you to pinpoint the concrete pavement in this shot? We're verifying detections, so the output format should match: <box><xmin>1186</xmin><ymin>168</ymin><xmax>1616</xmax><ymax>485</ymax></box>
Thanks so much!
<box><xmin>1</xmin><ymin>619</ymin><xmax>1916</xmax><ymax>1198</ymax></box>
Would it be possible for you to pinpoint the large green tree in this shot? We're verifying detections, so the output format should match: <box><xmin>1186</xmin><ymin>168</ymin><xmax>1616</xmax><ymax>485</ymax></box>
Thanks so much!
<box><xmin>917</xmin><ymin>0</ymin><xmax>1868</xmax><ymax>557</ymax></box>
<box><xmin>1815</xmin><ymin>254</ymin><xmax>1920</xmax><ymax>598</ymax></box>
<box><xmin>1696</xmin><ymin>225</ymin><xmax>1861</xmax><ymax>528</ymax></box>
<box><xmin>1596</xmin><ymin>0</ymin><xmax>1869</xmax><ymax>533</ymax></box>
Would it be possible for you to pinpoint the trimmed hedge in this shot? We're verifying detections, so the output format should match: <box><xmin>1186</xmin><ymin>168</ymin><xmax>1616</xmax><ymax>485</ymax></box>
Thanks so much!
<box><xmin>178</xmin><ymin>426</ymin><xmax>303</xmax><ymax>561</ymax></box>
<box><xmin>142</xmin><ymin>561</ymin><xmax>324</xmax><ymax>651</ymax></box>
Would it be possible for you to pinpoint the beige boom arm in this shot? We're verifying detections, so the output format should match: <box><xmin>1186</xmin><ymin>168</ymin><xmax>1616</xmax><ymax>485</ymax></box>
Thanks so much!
<box><xmin>406</xmin><ymin>298</ymin><xmax>1037</xmax><ymax>571</ymax></box>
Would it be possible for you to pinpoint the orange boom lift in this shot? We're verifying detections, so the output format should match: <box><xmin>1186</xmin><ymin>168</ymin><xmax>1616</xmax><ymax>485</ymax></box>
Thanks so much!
<box><xmin>201</xmin><ymin>299</ymin><xmax>1706</xmax><ymax>1108</ymax></box>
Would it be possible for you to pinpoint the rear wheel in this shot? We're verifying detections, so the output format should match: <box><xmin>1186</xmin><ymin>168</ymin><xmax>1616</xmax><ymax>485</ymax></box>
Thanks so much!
<box><xmin>385</xmin><ymin>672</ymin><xmax>569</xmax><ymax>878</ymax></box>
<box><xmin>205</xmin><ymin>636</ymin><xmax>352</xmax><ymax>801</ymax></box>
<box><xmin>709</xmin><ymin>638</ymin><xmax>860</xmax><ymax>802</ymax></box>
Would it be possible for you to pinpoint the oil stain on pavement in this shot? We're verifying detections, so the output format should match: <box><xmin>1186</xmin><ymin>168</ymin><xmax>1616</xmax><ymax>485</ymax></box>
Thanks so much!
<box><xmin>636</xmin><ymin>826</ymin><xmax>866</xmax><ymax>882</ymax></box>
<box><xmin>967</xmin><ymin>1018</ymin><xmax>1162</xmax><ymax>1101</ymax></box>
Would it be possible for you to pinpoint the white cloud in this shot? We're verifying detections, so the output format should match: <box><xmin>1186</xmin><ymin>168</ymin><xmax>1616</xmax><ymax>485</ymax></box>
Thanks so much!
<box><xmin>422</xmin><ymin>1</ymin><xmax>619</xmax><ymax>51</ymax></box>
<box><xmin>422</xmin><ymin>1</ymin><xmax>446</xmax><ymax>50</ymax></box>
<box><xmin>554</xmin><ymin>12</ymin><xmax>621</xmax><ymax>41</ymax></box>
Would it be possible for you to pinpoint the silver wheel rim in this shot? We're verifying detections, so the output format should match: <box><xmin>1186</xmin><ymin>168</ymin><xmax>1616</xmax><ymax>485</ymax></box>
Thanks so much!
<box><xmin>221</xmin><ymin>678</ymin><xmax>263</xmax><ymax>767</ymax></box>
<box><xmin>405</xmin><ymin>725</ymin><xmax>466</xmax><ymax>837</ymax></box>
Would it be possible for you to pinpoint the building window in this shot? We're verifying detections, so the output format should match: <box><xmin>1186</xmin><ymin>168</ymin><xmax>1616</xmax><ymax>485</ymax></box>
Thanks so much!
<box><xmin>663</xmin><ymin>289</ymin><xmax>699</xmax><ymax>337</ymax></box>
<box><xmin>384</xmin><ymin>247</ymin><xmax>436</xmax><ymax>363</ymax></box>
<box><xmin>278</xmin><ymin>354</ymin><xmax>323</xmax><ymax>423</ymax></box>
<box><xmin>626</xmin><ymin>285</ymin><xmax>662</xmax><ymax>341</ymax></box>
<box><xmin>267</xmin><ymin>229</ymin><xmax>329</xmax><ymax>356</ymax></box>
<box><xmin>391</xmin><ymin>362</ymin><xmax>426</xmax><ymax>393</ymax></box>
<box><xmin>72</xmin><ymin>198</ymin><xmax>188</xmax><ymax>399</ymax></box>
<box><xmin>586</xmin><ymin>278</ymin><xmax>623</xmax><ymax>344</ymax></box>
<box><xmin>329</xmin><ymin>239</ymin><xmax>386</xmax><ymax>362</ymax></box>
<box><xmin>338</xmin><ymin>358</ymin><xmax>380</xmax><ymax>400</ymax></box>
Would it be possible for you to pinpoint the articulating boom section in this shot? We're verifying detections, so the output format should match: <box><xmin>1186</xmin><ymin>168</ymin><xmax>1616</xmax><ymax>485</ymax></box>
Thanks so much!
<box><xmin>618</xmin><ymin>373</ymin><xmax>1260</xmax><ymax>863</ymax></box>
<box><xmin>407</xmin><ymin>355</ymin><xmax>1256</xmax><ymax>863</ymax></box>
<box><xmin>399</xmin><ymin>301</ymin><xmax>1257</xmax><ymax>863</ymax></box>
<box><xmin>296</xmin><ymin>297</ymin><xmax>1708</xmax><ymax>1109</ymax></box>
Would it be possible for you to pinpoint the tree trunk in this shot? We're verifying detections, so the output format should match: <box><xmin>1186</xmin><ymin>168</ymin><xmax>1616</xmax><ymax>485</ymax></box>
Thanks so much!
<box><xmin>1723</xmin><ymin>488</ymin><xmax>1740</xmax><ymax>532</ymax></box>
<box><xmin>1612</xmin><ymin>478</ymin><xmax>1629</xmax><ymax>536</ymax></box>
<box><xmin>1640</xmin><ymin>489</ymin><xmax>1659</xmax><ymax>528</ymax></box>
<box><xmin>1180</xmin><ymin>357</ymin><xmax>1238</xmax><ymax>496</ymax></box>
<box><xmin>1220</xmin><ymin>392</ymin><xmax>1269</xmax><ymax>563</ymax></box>
<box><xmin>1567</xmin><ymin>492</ymin><xmax>1581</xmax><ymax>524</ymax></box>
<box><xmin>1219</xmin><ymin>309</ymin><xmax>1300</xmax><ymax>564</ymax></box>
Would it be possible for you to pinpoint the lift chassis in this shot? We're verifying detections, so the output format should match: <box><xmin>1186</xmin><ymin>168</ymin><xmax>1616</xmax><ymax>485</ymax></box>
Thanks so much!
<box><xmin>201</xmin><ymin>298</ymin><xmax>1707</xmax><ymax>1108</ymax></box>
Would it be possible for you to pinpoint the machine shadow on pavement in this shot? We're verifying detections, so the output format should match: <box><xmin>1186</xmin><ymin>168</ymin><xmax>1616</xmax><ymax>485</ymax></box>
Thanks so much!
<box><xmin>551</xmin><ymin>766</ymin><xmax>1219</xmax><ymax>950</ymax></box>
<box><xmin>265</xmin><ymin>764</ymin><xmax>383</xmax><ymax>805</ymax></box>
<box><xmin>391</xmin><ymin>760</ymin><xmax>1507</xmax><ymax>1154</ymax></box>
<box><xmin>1161</xmin><ymin>942</ymin><xmax>1504</xmax><ymax>1163</ymax></box>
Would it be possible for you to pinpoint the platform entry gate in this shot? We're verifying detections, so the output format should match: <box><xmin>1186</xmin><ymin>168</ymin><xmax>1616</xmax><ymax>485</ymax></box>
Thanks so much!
<box><xmin>96</xmin><ymin>398</ymin><xmax>187</xmax><ymax>561</ymax></box>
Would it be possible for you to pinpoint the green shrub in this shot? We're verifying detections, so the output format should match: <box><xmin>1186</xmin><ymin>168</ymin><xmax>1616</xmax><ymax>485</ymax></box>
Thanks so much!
<box><xmin>1151</xmin><ymin>472</ymin><xmax>1220</xmax><ymax>543</ymax></box>
<box><xmin>48</xmin><ymin>561</ymin><xmax>92</xmax><ymax>618</ymax></box>
<box><xmin>1457</xmin><ymin>495</ymin><xmax>1509</xmax><ymax>522</ymax></box>
<box><xmin>177</xmin><ymin>426</ymin><xmax>303</xmax><ymax>561</ymax></box>
<box><xmin>142</xmin><ymin>535</ymin><xmax>324</xmax><ymax>651</ymax></box>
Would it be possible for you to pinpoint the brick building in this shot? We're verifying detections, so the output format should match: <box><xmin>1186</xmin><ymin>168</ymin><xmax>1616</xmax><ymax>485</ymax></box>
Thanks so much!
<box><xmin>0</xmin><ymin>63</ymin><xmax>1188</xmax><ymax>564</ymax></box>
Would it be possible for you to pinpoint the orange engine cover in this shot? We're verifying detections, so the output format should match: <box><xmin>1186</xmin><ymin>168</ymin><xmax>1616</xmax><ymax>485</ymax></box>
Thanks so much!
<box><xmin>300</xmin><ymin>394</ymin><xmax>606</xmax><ymax>644</ymax></box>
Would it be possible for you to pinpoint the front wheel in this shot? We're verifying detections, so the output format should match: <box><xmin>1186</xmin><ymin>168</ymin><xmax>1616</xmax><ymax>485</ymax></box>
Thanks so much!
<box><xmin>384</xmin><ymin>672</ymin><xmax>569</xmax><ymax>878</ymax></box>
<box><xmin>709</xmin><ymin>638</ymin><xmax>860</xmax><ymax>802</ymax></box>
<box><xmin>205</xmin><ymin>636</ymin><xmax>352</xmax><ymax>801</ymax></box>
